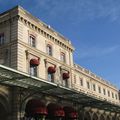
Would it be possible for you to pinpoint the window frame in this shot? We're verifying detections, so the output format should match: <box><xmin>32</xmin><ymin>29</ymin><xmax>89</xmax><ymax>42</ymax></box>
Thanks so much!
<box><xmin>60</xmin><ymin>52</ymin><xmax>66</xmax><ymax>63</ymax></box>
<box><xmin>79</xmin><ymin>77</ymin><xmax>83</xmax><ymax>86</ymax></box>
<box><xmin>93</xmin><ymin>84</ymin><xmax>96</xmax><ymax>91</ymax></box>
<box><xmin>108</xmin><ymin>90</ymin><xmax>110</xmax><ymax>97</ymax></box>
<box><xmin>112</xmin><ymin>92</ymin><xmax>114</xmax><ymax>98</ymax></box>
<box><xmin>98</xmin><ymin>86</ymin><xmax>101</xmax><ymax>93</ymax></box>
<box><xmin>46</xmin><ymin>44</ymin><xmax>52</xmax><ymax>56</ymax></box>
<box><xmin>48</xmin><ymin>72</ymin><xmax>54</xmax><ymax>82</ymax></box>
<box><xmin>29</xmin><ymin>65</ymin><xmax>37</xmax><ymax>77</ymax></box>
<box><xmin>103</xmin><ymin>88</ymin><xmax>106</xmax><ymax>95</ymax></box>
<box><xmin>87</xmin><ymin>81</ymin><xmax>90</xmax><ymax>89</ymax></box>
<box><xmin>29</xmin><ymin>34</ymin><xmax>36</xmax><ymax>47</ymax></box>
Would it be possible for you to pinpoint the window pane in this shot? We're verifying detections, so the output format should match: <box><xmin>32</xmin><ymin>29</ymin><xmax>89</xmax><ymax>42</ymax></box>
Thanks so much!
<box><xmin>103</xmin><ymin>89</ymin><xmax>106</xmax><ymax>95</ymax></box>
<box><xmin>30</xmin><ymin>66</ymin><xmax>37</xmax><ymax>76</ymax></box>
<box><xmin>80</xmin><ymin>78</ymin><xmax>83</xmax><ymax>86</ymax></box>
<box><xmin>29</xmin><ymin>35</ymin><xmax>36</xmax><ymax>47</ymax></box>
<box><xmin>108</xmin><ymin>90</ymin><xmax>110</xmax><ymax>97</ymax></box>
<box><xmin>48</xmin><ymin>73</ymin><xmax>54</xmax><ymax>82</ymax></box>
<box><xmin>87</xmin><ymin>82</ymin><xmax>90</xmax><ymax>89</ymax></box>
<box><xmin>61</xmin><ymin>52</ymin><xmax>65</xmax><ymax>62</ymax></box>
<box><xmin>63</xmin><ymin>79</ymin><xmax>68</xmax><ymax>87</ymax></box>
<box><xmin>98</xmin><ymin>86</ymin><xmax>101</xmax><ymax>93</ymax></box>
<box><xmin>47</xmin><ymin>45</ymin><xmax>52</xmax><ymax>56</ymax></box>
<box><xmin>93</xmin><ymin>84</ymin><xmax>96</xmax><ymax>91</ymax></box>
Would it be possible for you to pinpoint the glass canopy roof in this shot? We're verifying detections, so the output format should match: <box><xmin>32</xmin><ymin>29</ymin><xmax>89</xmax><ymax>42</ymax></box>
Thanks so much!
<box><xmin>0</xmin><ymin>64</ymin><xmax>120</xmax><ymax>113</ymax></box>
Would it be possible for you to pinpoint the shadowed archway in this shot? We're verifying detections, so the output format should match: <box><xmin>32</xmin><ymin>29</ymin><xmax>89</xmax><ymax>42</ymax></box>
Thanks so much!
<box><xmin>100</xmin><ymin>115</ymin><xmax>105</xmax><ymax>120</ymax></box>
<box><xmin>0</xmin><ymin>103</ymin><xmax>8</xmax><ymax>120</ymax></box>
<box><xmin>93</xmin><ymin>113</ymin><xmax>98</xmax><ymax>120</ymax></box>
<box><xmin>106</xmin><ymin>116</ymin><xmax>110</xmax><ymax>120</ymax></box>
<box><xmin>84</xmin><ymin>112</ymin><xmax>91</xmax><ymax>120</ymax></box>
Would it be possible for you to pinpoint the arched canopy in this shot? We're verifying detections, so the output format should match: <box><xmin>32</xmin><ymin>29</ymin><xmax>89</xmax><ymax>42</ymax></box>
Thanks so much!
<box><xmin>47</xmin><ymin>103</ymin><xmax>65</xmax><ymax>117</ymax></box>
<box><xmin>48</xmin><ymin>66</ymin><xmax>56</xmax><ymax>74</ymax></box>
<box><xmin>25</xmin><ymin>99</ymin><xmax>47</xmax><ymax>117</ymax></box>
<box><xmin>30</xmin><ymin>58</ymin><xmax>40</xmax><ymax>67</ymax></box>
<box><xmin>62</xmin><ymin>72</ymin><xmax>69</xmax><ymax>80</ymax></box>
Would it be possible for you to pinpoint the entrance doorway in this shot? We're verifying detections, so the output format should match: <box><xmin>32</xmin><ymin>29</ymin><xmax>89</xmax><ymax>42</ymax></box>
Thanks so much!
<box><xmin>0</xmin><ymin>103</ymin><xmax>7</xmax><ymax>120</ymax></box>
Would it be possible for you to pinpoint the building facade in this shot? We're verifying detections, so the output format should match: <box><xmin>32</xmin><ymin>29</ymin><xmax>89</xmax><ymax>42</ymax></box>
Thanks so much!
<box><xmin>0</xmin><ymin>6</ymin><xmax>120</xmax><ymax>120</ymax></box>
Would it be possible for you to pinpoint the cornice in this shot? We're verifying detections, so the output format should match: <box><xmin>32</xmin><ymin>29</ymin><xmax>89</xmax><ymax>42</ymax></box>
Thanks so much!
<box><xmin>0</xmin><ymin>6</ymin><xmax>75</xmax><ymax>52</ymax></box>
<box><xmin>17</xmin><ymin>15</ymin><xmax>74</xmax><ymax>52</ymax></box>
<box><xmin>74</xmin><ymin>64</ymin><xmax>118</xmax><ymax>91</ymax></box>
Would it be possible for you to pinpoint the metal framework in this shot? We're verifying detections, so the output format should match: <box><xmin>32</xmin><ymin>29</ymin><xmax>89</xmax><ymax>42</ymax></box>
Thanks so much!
<box><xmin>0</xmin><ymin>64</ymin><xmax>120</xmax><ymax>112</ymax></box>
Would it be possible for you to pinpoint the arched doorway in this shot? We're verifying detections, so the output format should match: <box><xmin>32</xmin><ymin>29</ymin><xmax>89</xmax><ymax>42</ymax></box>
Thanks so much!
<box><xmin>106</xmin><ymin>116</ymin><xmax>110</xmax><ymax>120</ymax></box>
<box><xmin>92</xmin><ymin>113</ymin><xmax>98</xmax><ymax>120</ymax></box>
<box><xmin>25</xmin><ymin>99</ymin><xmax>48</xmax><ymax>120</ymax></box>
<box><xmin>112</xmin><ymin>116</ymin><xmax>116</xmax><ymax>120</ymax></box>
<box><xmin>63</xmin><ymin>106</ymin><xmax>78</xmax><ymax>120</ymax></box>
<box><xmin>47</xmin><ymin>103</ymin><xmax>65</xmax><ymax>120</ymax></box>
<box><xmin>0</xmin><ymin>103</ymin><xmax>8</xmax><ymax>120</ymax></box>
<box><xmin>100</xmin><ymin>115</ymin><xmax>105</xmax><ymax>120</ymax></box>
<box><xmin>84</xmin><ymin>112</ymin><xmax>91</xmax><ymax>120</ymax></box>
<box><xmin>116</xmin><ymin>117</ymin><xmax>120</xmax><ymax>120</ymax></box>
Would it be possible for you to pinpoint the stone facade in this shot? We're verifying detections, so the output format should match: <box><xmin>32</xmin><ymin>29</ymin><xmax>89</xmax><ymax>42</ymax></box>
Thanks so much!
<box><xmin>0</xmin><ymin>6</ymin><xmax>120</xmax><ymax>120</ymax></box>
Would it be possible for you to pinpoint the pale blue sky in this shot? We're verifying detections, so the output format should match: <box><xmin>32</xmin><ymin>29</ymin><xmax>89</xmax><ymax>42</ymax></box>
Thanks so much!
<box><xmin>0</xmin><ymin>0</ymin><xmax>120</xmax><ymax>88</ymax></box>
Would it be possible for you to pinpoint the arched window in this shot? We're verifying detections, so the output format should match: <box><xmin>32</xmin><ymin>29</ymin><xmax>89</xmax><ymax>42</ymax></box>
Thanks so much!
<box><xmin>60</xmin><ymin>52</ymin><xmax>66</xmax><ymax>62</ymax></box>
<box><xmin>46</xmin><ymin>44</ymin><xmax>52</xmax><ymax>56</ymax></box>
<box><xmin>29</xmin><ymin>34</ymin><xmax>36</xmax><ymax>47</ymax></box>
<box><xmin>25</xmin><ymin>99</ymin><xmax>47</xmax><ymax>119</ymax></box>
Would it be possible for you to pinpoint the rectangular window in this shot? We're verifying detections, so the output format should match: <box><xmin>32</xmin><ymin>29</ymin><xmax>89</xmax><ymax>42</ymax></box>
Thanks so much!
<box><xmin>93</xmin><ymin>84</ymin><xmax>96</xmax><ymax>91</ymax></box>
<box><xmin>46</xmin><ymin>44</ymin><xmax>52</xmax><ymax>56</ymax></box>
<box><xmin>112</xmin><ymin>92</ymin><xmax>114</xmax><ymax>98</ymax></box>
<box><xmin>0</xmin><ymin>33</ymin><xmax>4</xmax><ymax>46</ymax></box>
<box><xmin>103</xmin><ymin>88</ymin><xmax>106</xmax><ymax>95</ymax></box>
<box><xmin>60</xmin><ymin>52</ymin><xmax>66</xmax><ymax>63</ymax></box>
<box><xmin>98</xmin><ymin>86</ymin><xmax>101</xmax><ymax>93</ymax></box>
<box><xmin>63</xmin><ymin>79</ymin><xmax>68</xmax><ymax>87</ymax></box>
<box><xmin>87</xmin><ymin>81</ymin><xmax>90</xmax><ymax>89</ymax></box>
<box><xmin>115</xmin><ymin>94</ymin><xmax>118</xmax><ymax>100</ymax></box>
<box><xmin>29</xmin><ymin>34</ymin><xmax>36</xmax><ymax>47</ymax></box>
<box><xmin>80</xmin><ymin>78</ymin><xmax>83</xmax><ymax>86</ymax></box>
<box><xmin>108</xmin><ymin>90</ymin><xmax>110</xmax><ymax>97</ymax></box>
<box><xmin>48</xmin><ymin>73</ymin><xmax>54</xmax><ymax>82</ymax></box>
<box><xmin>30</xmin><ymin>66</ymin><xmax>37</xmax><ymax>76</ymax></box>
